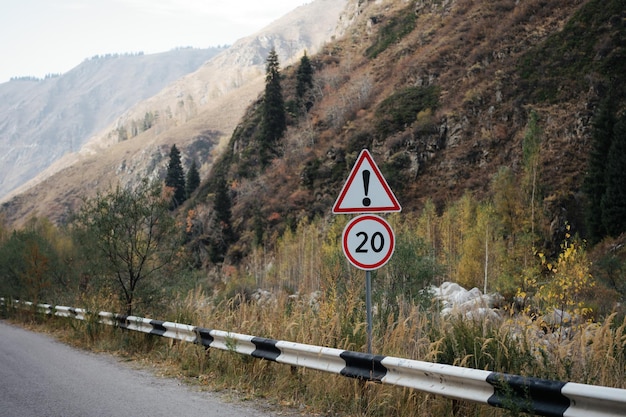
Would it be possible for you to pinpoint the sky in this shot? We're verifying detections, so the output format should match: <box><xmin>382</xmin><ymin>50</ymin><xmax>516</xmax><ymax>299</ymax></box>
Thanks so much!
<box><xmin>0</xmin><ymin>0</ymin><xmax>310</xmax><ymax>83</ymax></box>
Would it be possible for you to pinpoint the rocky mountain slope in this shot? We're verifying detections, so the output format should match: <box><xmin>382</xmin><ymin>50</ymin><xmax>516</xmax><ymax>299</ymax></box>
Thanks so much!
<box><xmin>3</xmin><ymin>0</ymin><xmax>625</xmax><ymax>264</ymax></box>
<box><xmin>0</xmin><ymin>48</ymin><xmax>222</xmax><ymax>198</ymax></box>
<box><xmin>183</xmin><ymin>0</ymin><xmax>626</xmax><ymax>263</ymax></box>
<box><xmin>0</xmin><ymin>0</ymin><xmax>348</xmax><ymax>226</ymax></box>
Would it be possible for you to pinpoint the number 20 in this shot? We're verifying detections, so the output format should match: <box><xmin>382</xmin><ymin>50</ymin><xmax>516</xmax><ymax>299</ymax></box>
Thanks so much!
<box><xmin>355</xmin><ymin>231</ymin><xmax>385</xmax><ymax>253</ymax></box>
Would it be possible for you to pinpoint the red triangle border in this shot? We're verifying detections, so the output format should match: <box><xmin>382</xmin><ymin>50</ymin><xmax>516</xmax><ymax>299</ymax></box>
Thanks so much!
<box><xmin>332</xmin><ymin>149</ymin><xmax>401</xmax><ymax>214</ymax></box>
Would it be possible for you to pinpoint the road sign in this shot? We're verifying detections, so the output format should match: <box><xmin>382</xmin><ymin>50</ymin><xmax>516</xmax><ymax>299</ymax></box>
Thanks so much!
<box><xmin>332</xmin><ymin>149</ymin><xmax>401</xmax><ymax>214</ymax></box>
<box><xmin>342</xmin><ymin>214</ymin><xmax>395</xmax><ymax>270</ymax></box>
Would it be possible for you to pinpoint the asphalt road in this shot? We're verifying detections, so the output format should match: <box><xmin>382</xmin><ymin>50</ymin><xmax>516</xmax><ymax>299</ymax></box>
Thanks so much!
<box><xmin>0</xmin><ymin>320</ymin><xmax>292</xmax><ymax>417</ymax></box>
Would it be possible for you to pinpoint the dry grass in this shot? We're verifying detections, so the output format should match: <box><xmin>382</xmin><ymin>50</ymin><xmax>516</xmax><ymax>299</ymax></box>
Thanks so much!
<box><xmin>7</xmin><ymin>273</ymin><xmax>625</xmax><ymax>416</ymax></box>
<box><xmin>21</xmin><ymin>283</ymin><xmax>621</xmax><ymax>417</ymax></box>
<box><xmin>5</xmin><ymin>186</ymin><xmax>625</xmax><ymax>416</ymax></box>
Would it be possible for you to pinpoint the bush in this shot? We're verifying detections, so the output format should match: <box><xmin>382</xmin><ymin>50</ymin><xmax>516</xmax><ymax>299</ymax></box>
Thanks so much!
<box><xmin>375</xmin><ymin>85</ymin><xmax>439</xmax><ymax>137</ymax></box>
<box><xmin>366</xmin><ymin>6</ymin><xmax>417</xmax><ymax>59</ymax></box>
<box><xmin>381</xmin><ymin>151</ymin><xmax>412</xmax><ymax>192</ymax></box>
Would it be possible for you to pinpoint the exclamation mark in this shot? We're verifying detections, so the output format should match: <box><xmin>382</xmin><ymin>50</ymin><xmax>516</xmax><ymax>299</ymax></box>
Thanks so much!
<box><xmin>362</xmin><ymin>170</ymin><xmax>371</xmax><ymax>207</ymax></box>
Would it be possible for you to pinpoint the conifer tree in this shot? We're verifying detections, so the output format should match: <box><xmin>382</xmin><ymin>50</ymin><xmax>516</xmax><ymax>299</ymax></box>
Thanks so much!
<box><xmin>296</xmin><ymin>52</ymin><xmax>315</xmax><ymax>114</ymax></box>
<box><xmin>601</xmin><ymin>114</ymin><xmax>626</xmax><ymax>238</ymax></box>
<box><xmin>165</xmin><ymin>144</ymin><xmax>186</xmax><ymax>208</ymax></box>
<box><xmin>209</xmin><ymin>177</ymin><xmax>235</xmax><ymax>263</ymax></box>
<box><xmin>584</xmin><ymin>98</ymin><xmax>615</xmax><ymax>242</ymax></box>
<box><xmin>260</xmin><ymin>48</ymin><xmax>286</xmax><ymax>167</ymax></box>
<box><xmin>185</xmin><ymin>160</ymin><xmax>200</xmax><ymax>199</ymax></box>
<box><xmin>296</xmin><ymin>52</ymin><xmax>314</xmax><ymax>99</ymax></box>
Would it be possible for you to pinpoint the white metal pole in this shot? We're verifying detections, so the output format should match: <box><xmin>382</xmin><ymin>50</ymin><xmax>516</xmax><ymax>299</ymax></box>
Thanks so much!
<box><xmin>365</xmin><ymin>270</ymin><xmax>372</xmax><ymax>354</ymax></box>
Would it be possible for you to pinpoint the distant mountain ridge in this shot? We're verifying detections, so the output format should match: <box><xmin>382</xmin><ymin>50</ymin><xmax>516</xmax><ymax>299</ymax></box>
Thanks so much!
<box><xmin>1</xmin><ymin>0</ymin><xmax>349</xmax><ymax>226</ymax></box>
<box><xmin>0</xmin><ymin>47</ymin><xmax>223</xmax><ymax>198</ymax></box>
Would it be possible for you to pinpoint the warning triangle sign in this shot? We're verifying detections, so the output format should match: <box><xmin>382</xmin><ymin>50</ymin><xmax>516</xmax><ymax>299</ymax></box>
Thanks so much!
<box><xmin>333</xmin><ymin>149</ymin><xmax>401</xmax><ymax>214</ymax></box>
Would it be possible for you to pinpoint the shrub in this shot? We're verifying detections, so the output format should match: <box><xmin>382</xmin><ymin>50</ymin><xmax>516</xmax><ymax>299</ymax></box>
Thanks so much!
<box><xmin>374</xmin><ymin>85</ymin><xmax>439</xmax><ymax>137</ymax></box>
<box><xmin>381</xmin><ymin>151</ymin><xmax>412</xmax><ymax>192</ymax></box>
<box><xmin>366</xmin><ymin>5</ymin><xmax>417</xmax><ymax>59</ymax></box>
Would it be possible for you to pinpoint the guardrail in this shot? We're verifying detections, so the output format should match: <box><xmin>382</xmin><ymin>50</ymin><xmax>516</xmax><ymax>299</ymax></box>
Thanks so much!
<box><xmin>3</xmin><ymin>298</ymin><xmax>626</xmax><ymax>417</ymax></box>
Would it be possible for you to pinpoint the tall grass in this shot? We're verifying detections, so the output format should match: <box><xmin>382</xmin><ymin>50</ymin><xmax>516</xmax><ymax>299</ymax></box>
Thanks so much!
<box><xmin>158</xmin><ymin>215</ymin><xmax>624</xmax><ymax>416</ymax></box>
<box><xmin>6</xmin><ymin>211</ymin><xmax>625</xmax><ymax>416</ymax></box>
<box><xmin>9</xmin><ymin>281</ymin><xmax>625</xmax><ymax>416</ymax></box>
<box><xmin>159</xmin><ymin>290</ymin><xmax>624</xmax><ymax>417</ymax></box>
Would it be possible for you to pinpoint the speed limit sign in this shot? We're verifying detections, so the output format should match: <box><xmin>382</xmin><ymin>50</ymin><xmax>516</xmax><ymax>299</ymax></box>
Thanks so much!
<box><xmin>342</xmin><ymin>214</ymin><xmax>395</xmax><ymax>270</ymax></box>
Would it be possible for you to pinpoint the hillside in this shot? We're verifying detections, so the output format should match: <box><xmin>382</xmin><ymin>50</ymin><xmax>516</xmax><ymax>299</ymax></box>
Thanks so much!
<box><xmin>187</xmin><ymin>0</ymin><xmax>626</xmax><ymax>264</ymax></box>
<box><xmin>3</xmin><ymin>0</ymin><xmax>625</xmax><ymax>256</ymax></box>
<box><xmin>0</xmin><ymin>0</ymin><xmax>348</xmax><ymax>226</ymax></box>
<box><xmin>0</xmin><ymin>48</ymin><xmax>222</xmax><ymax>198</ymax></box>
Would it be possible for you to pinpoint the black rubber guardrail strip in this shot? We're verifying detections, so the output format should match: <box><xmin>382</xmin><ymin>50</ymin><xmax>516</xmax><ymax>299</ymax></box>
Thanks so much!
<box><xmin>487</xmin><ymin>373</ymin><xmax>569</xmax><ymax>417</ymax></box>
<box><xmin>149</xmin><ymin>319</ymin><xmax>167</xmax><ymax>336</ymax></box>
<box><xmin>340</xmin><ymin>351</ymin><xmax>387</xmax><ymax>382</ymax></box>
<box><xmin>251</xmin><ymin>337</ymin><xmax>282</xmax><ymax>361</ymax></box>
<box><xmin>194</xmin><ymin>327</ymin><xmax>214</xmax><ymax>347</ymax></box>
<box><xmin>115</xmin><ymin>314</ymin><xmax>129</xmax><ymax>328</ymax></box>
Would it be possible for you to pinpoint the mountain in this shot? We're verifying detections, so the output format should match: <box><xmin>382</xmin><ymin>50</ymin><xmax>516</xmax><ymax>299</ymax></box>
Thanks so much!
<box><xmin>182</xmin><ymin>0</ymin><xmax>626</xmax><ymax>262</ymax></box>
<box><xmin>0</xmin><ymin>0</ymin><xmax>348</xmax><ymax>226</ymax></box>
<box><xmin>3</xmin><ymin>0</ymin><xmax>625</xmax><ymax>260</ymax></box>
<box><xmin>0</xmin><ymin>48</ymin><xmax>223</xmax><ymax>198</ymax></box>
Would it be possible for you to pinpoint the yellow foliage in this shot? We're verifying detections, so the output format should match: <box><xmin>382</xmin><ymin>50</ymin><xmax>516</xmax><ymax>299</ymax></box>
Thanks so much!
<box><xmin>534</xmin><ymin>235</ymin><xmax>595</xmax><ymax>318</ymax></box>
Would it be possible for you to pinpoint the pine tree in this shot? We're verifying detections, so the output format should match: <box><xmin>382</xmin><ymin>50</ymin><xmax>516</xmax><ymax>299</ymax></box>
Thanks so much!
<box><xmin>296</xmin><ymin>52</ymin><xmax>315</xmax><ymax>114</ymax></box>
<box><xmin>296</xmin><ymin>52</ymin><xmax>314</xmax><ymax>99</ymax></box>
<box><xmin>165</xmin><ymin>144</ymin><xmax>186</xmax><ymax>208</ymax></box>
<box><xmin>584</xmin><ymin>98</ymin><xmax>615</xmax><ymax>242</ymax></box>
<box><xmin>209</xmin><ymin>177</ymin><xmax>234</xmax><ymax>263</ymax></box>
<box><xmin>601</xmin><ymin>114</ymin><xmax>626</xmax><ymax>238</ymax></box>
<box><xmin>185</xmin><ymin>160</ymin><xmax>200</xmax><ymax>199</ymax></box>
<box><xmin>260</xmin><ymin>48</ymin><xmax>286</xmax><ymax>167</ymax></box>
